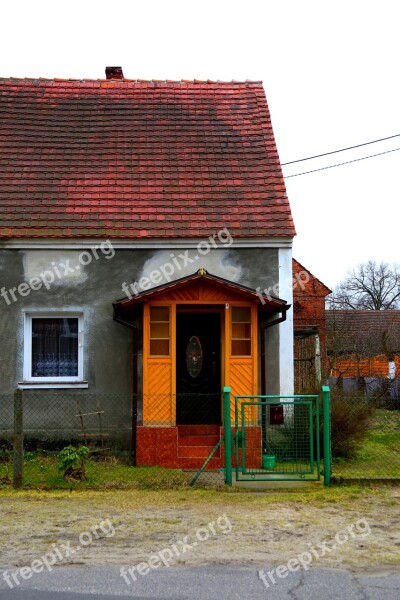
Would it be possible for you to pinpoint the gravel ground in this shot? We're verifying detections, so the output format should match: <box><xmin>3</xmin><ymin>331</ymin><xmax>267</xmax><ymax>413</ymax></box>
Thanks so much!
<box><xmin>0</xmin><ymin>488</ymin><xmax>399</xmax><ymax>572</ymax></box>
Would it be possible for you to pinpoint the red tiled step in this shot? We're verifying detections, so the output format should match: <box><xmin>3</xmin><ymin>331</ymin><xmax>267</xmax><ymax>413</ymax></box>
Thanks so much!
<box><xmin>178</xmin><ymin>435</ymin><xmax>220</xmax><ymax>446</ymax></box>
<box><xmin>178</xmin><ymin>445</ymin><xmax>221</xmax><ymax>459</ymax></box>
<box><xmin>177</xmin><ymin>425</ymin><xmax>220</xmax><ymax>436</ymax></box>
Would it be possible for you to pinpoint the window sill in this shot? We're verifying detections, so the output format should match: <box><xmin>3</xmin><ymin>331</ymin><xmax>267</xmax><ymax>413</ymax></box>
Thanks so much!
<box><xmin>18</xmin><ymin>382</ymin><xmax>89</xmax><ymax>390</ymax></box>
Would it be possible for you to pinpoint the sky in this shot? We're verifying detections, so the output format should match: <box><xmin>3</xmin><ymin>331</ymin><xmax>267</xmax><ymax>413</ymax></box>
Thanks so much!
<box><xmin>1</xmin><ymin>0</ymin><xmax>399</xmax><ymax>289</ymax></box>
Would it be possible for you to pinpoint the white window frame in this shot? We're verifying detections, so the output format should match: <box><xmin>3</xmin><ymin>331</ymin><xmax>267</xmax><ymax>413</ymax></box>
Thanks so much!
<box><xmin>23</xmin><ymin>312</ymin><xmax>84</xmax><ymax>384</ymax></box>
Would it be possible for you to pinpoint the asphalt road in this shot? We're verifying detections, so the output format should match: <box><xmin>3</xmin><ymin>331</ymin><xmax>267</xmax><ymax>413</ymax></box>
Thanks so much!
<box><xmin>0</xmin><ymin>565</ymin><xmax>399</xmax><ymax>599</ymax></box>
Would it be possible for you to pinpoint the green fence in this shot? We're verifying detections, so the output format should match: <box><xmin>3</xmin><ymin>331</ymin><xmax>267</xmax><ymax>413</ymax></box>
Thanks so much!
<box><xmin>2</xmin><ymin>387</ymin><xmax>398</xmax><ymax>489</ymax></box>
<box><xmin>228</xmin><ymin>389</ymin><xmax>330</xmax><ymax>484</ymax></box>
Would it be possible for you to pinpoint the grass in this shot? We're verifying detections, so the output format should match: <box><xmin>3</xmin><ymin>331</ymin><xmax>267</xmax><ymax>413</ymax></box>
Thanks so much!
<box><xmin>0</xmin><ymin>457</ymin><xmax>192</xmax><ymax>490</ymax></box>
<box><xmin>1</xmin><ymin>409</ymin><xmax>399</xmax><ymax>490</ymax></box>
<box><xmin>333</xmin><ymin>409</ymin><xmax>400</xmax><ymax>480</ymax></box>
<box><xmin>0</xmin><ymin>481</ymin><xmax>395</xmax><ymax>507</ymax></box>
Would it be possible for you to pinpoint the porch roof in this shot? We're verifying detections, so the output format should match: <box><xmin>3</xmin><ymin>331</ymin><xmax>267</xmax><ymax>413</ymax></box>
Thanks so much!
<box><xmin>113</xmin><ymin>269</ymin><xmax>289</xmax><ymax>319</ymax></box>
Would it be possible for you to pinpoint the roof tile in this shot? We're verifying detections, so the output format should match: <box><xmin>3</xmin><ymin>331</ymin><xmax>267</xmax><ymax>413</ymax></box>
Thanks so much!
<box><xmin>0</xmin><ymin>78</ymin><xmax>295</xmax><ymax>239</ymax></box>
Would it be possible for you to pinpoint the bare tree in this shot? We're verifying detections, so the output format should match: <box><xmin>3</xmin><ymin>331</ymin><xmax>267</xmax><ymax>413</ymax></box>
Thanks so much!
<box><xmin>328</xmin><ymin>261</ymin><xmax>400</xmax><ymax>310</ymax></box>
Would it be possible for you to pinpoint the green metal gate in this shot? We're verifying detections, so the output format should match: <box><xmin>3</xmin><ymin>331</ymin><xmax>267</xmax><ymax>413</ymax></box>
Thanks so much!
<box><xmin>230</xmin><ymin>388</ymin><xmax>331</xmax><ymax>484</ymax></box>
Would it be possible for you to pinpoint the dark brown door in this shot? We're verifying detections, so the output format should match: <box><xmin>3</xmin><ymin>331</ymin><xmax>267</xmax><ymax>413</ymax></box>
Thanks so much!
<box><xmin>176</xmin><ymin>312</ymin><xmax>221</xmax><ymax>425</ymax></box>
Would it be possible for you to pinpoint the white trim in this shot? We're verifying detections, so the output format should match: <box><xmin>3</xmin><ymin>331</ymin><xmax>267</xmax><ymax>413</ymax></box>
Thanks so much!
<box><xmin>18</xmin><ymin>383</ymin><xmax>89</xmax><ymax>389</ymax></box>
<box><xmin>23</xmin><ymin>311</ymin><xmax>84</xmax><ymax>383</ymax></box>
<box><xmin>0</xmin><ymin>237</ymin><xmax>293</xmax><ymax>250</ymax></box>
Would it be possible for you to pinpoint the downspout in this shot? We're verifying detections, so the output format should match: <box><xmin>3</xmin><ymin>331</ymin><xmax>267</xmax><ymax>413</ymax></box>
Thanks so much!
<box><xmin>113</xmin><ymin>315</ymin><xmax>139</xmax><ymax>466</ymax></box>
<box><xmin>261</xmin><ymin>308</ymin><xmax>288</xmax><ymax>394</ymax></box>
<box><xmin>260</xmin><ymin>307</ymin><xmax>288</xmax><ymax>452</ymax></box>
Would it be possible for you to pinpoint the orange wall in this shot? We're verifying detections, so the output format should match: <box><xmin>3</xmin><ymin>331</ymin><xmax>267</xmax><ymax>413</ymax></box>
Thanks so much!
<box><xmin>330</xmin><ymin>354</ymin><xmax>400</xmax><ymax>378</ymax></box>
<box><xmin>142</xmin><ymin>299</ymin><xmax>258</xmax><ymax>426</ymax></box>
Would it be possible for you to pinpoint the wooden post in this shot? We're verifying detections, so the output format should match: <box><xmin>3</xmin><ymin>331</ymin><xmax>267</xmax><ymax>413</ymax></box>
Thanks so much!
<box><xmin>13</xmin><ymin>389</ymin><xmax>23</xmax><ymax>489</ymax></box>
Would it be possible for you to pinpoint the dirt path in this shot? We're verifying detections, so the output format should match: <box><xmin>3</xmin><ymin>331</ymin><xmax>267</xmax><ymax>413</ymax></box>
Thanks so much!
<box><xmin>0</xmin><ymin>488</ymin><xmax>399</xmax><ymax>572</ymax></box>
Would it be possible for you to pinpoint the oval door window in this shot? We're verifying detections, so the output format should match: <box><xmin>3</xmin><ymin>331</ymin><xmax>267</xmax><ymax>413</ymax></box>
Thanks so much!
<box><xmin>186</xmin><ymin>336</ymin><xmax>203</xmax><ymax>378</ymax></box>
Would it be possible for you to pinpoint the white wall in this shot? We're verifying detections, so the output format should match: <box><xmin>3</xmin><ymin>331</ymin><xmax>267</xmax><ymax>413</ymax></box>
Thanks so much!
<box><xmin>278</xmin><ymin>247</ymin><xmax>294</xmax><ymax>395</ymax></box>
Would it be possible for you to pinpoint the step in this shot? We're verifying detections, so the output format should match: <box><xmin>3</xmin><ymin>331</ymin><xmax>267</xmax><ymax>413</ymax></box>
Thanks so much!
<box><xmin>178</xmin><ymin>425</ymin><xmax>220</xmax><ymax>436</ymax></box>
<box><xmin>178</xmin><ymin>445</ymin><xmax>221</xmax><ymax>459</ymax></box>
<box><xmin>178</xmin><ymin>435</ymin><xmax>220</xmax><ymax>446</ymax></box>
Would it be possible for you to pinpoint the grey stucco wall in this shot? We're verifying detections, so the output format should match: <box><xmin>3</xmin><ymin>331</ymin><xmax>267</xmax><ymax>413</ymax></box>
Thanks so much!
<box><xmin>0</xmin><ymin>246</ymin><xmax>283</xmax><ymax>447</ymax></box>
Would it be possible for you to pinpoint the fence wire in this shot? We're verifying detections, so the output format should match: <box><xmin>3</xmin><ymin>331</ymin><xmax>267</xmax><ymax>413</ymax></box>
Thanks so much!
<box><xmin>3</xmin><ymin>389</ymin><xmax>399</xmax><ymax>488</ymax></box>
<box><xmin>330</xmin><ymin>394</ymin><xmax>400</xmax><ymax>481</ymax></box>
<box><xmin>0</xmin><ymin>394</ymin><xmax>13</xmax><ymax>487</ymax></box>
<box><xmin>1</xmin><ymin>390</ymin><xmax>226</xmax><ymax>489</ymax></box>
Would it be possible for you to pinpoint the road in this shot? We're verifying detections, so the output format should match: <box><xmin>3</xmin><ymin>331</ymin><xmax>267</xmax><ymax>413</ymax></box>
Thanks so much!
<box><xmin>0</xmin><ymin>565</ymin><xmax>399</xmax><ymax>599</ymax></box>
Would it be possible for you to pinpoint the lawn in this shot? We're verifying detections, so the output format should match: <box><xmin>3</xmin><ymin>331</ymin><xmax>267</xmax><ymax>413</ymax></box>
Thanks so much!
<box><xmin>0</xmin><ymin>456</ymin><xmax>193</xmax><ymax>490</ymax></box>
<box><xmin>1</xmin><ymin>409</ymin><xmax>399</xmax><ymax>490</ymax></box>
<box><xmin>333</xmin><ymin>409</ymin><xmax>400</xmax><ymax>480</ymax></box>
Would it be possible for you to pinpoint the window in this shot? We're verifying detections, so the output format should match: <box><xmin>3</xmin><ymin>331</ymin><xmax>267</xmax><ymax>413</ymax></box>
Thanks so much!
<box><xmin>231</xmin><ymin>306</ymin><xmax>252</xmax><ymax>356</ymax></box>
<box><xmin>24</xmin><ymin>313</ymin><xmax>83</xmax><ymax>382</ymax></box>
<box><xmin>149</xmin><ymin>306</ymin><xmax>170</xmax><ymax>356</ymax></box>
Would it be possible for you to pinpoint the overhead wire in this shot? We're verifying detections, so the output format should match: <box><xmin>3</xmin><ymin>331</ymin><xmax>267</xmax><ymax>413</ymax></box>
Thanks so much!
<box><xmin>281</xmin><ymin>132</ymin><xmax>400</xmax><ymax>165</ymax></box>
<box><xmin>284</xmin><ymin>146</ymin><xmax>400</xmax><ymax>178</ymax></box>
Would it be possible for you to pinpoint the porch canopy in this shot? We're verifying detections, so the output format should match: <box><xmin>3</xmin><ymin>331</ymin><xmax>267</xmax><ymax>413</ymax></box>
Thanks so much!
<box><xmin>113</xmin><ymin>268</ymin><xmax>289</xmax><ymax>321</ymax></box>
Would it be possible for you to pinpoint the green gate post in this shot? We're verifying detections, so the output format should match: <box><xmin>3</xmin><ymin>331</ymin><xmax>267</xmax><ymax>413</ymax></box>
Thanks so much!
<box><xmin>223</xmin><ymin>386</ymin><xmax>233</xmax><ymax>486</ymax></box>
<box><xmin>322</xmin><ymin>386</ymin><xmax>331</xmax><ymax>486</ymax></box>
<box><xmin>13</xmin><ymin>389</ymin><xmax>23</xmax><ymax>489</ymax></box>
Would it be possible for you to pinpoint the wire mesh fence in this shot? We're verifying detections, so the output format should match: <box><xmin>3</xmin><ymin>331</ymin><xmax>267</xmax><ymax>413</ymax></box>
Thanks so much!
<box><xmin>0</xmin><ymin>393</ymin><xmax>13</xmax><ymax>487</ymax></box>
<box><xmin>136</xmin><ymin>391</ymin><xmax>227</xmax><ymax>487</ymax></box>
<box><xmin>0</xmin><ymin>390</ymin><xmax>227</xmax><ymax>489</ymax></box>
<box><xmin>2</xmin><ymin>388</ymin><xmax>399</xmax><ymax>488</ymax></box>
<box><xmin>330</xmin><ymin>392</ymin><xmax>400</xmax><ymax>482</ymax></box>
<box><xmin>234</xmin><ymin>396</ymin><xmax>322</xmax><ymax>482</ymax></box>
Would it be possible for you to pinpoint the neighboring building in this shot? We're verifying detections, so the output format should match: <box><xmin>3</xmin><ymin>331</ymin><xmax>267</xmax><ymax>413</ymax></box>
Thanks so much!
<box><xmin>292</xmin><ymin>259</ymin><xmax>331</xmax><ymax>392</ymax></box>
<box><xmin>326</xmin><ymin>310</ymin><xmax>400</xmax><ymax>384</ymax></box>
<box><xmin>0</xmin><ymin>68</ymin><xmax>296</xmax><ymax>466</ymax></box>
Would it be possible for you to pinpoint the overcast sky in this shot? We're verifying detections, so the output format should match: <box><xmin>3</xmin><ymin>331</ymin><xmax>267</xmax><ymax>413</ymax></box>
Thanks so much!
<box><xmin>2</xmin><ymin>0</ymin><xmax>399</xmax><ymax>289</ymax></box>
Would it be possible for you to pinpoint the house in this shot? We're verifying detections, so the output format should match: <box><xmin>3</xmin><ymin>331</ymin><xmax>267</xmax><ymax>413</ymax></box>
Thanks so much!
<box><xmin>292</xmin><ymin>259</ymin><xmax>331</xmax><ymax>392</ymax></box>
<box><xmin>0</xmin><ymin>67</ymin><xmax>296</xmax><ymax>467</ymax></box>
<box><xmin>326</xmin><ymin>310</ymin><xmax>400</xmax><ymax>391</ymax></box>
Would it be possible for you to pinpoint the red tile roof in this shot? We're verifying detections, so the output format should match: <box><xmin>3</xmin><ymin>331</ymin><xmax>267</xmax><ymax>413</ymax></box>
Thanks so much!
<box><xmin>0</xmin><ymin>78</ymin><xmax>295</xmax><ymax>240</ymax></box>
<box><xmin>326</xmin><ymin>310</ymin><xmax>400</xmax><ymax>355</ymax></box>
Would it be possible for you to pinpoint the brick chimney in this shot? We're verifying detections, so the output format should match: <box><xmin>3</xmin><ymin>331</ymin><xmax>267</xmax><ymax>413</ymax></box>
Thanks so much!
<box><xmin>105</xmin><ymin>66</ymin><xmax>124</xmax><ymax>80</ymax></box>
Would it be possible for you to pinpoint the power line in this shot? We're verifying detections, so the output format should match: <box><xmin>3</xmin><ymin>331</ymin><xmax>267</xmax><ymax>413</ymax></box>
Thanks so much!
<box><xmin>281</xmin><ymin>133</ymin><xmax>400</xmax><ymax>166</ymax></box>
<box><xmin>284</xmin><ymin>146</ymin><xmax>400</xmax><ymax>179</ymax></box>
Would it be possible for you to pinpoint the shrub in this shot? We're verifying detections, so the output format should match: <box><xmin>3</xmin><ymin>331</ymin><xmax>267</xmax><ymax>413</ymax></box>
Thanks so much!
<box><xmin>329</xmin><ymin>391</ymin><xmax>375</xmax><ymax>459</ymax></box>
<box><xmin>57</xmin><ymin>445</ymin><xmax>90</xmax><ymax>481</ymax></box>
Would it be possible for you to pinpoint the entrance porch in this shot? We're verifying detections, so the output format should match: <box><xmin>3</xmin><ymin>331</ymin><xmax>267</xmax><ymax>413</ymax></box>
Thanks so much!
<box><xmin>113</xmin><ymin>269</ymin><xmax>289</xmax><ymax>469</ymax></box>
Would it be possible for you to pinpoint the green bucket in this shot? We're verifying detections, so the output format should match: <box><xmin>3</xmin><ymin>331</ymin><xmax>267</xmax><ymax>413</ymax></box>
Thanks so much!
<box><xmin>262</xmin><ymin>455</ymin><xmax>276</xmax><ymax>470</ymax></box>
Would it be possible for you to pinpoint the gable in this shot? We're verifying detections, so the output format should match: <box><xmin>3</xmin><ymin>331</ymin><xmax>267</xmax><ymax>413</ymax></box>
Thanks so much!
<box><xmin>153</xmin><ymin>278</ymin><xmax>258</xmax><ymax>303</ymax></box>
<box><xmin>292</xmin><ymin>258</ymin><xmax>331</xmax><ymax>297</ymax></box>
<box><xmin>113</xmin><ymin>270</ymin><xmax>289</xmax><ymax>317</ymax></box>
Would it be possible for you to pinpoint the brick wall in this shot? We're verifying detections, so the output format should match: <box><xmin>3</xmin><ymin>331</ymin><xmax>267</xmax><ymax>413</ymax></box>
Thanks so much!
<box><xmin>292</xmin><ymin>258</ymin><xmax>331</xmax><ymax>351</ymax></box>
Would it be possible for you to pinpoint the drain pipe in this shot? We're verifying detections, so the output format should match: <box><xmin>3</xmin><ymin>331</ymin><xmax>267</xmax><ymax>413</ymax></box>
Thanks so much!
<box><xmin>260</xmin><ymin>308</ymin><xmax>288</xmax><ymax>452</ymax></box>
<box><xmin>261</xmin><ymin>308</ymin><xmax>288</xmax><ymax>395</ymax></box>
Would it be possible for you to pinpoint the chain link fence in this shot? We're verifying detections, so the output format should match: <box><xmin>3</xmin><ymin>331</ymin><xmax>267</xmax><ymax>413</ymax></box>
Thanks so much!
<box><xmin>1</xmin><ymin>390</ymin><xmax>226</xmax><ymax>489</ymax></box>
<box><xmin>0</xmin><ymin>393</ymin><xmax>13</xmax><ymax>487</ymax></box>
<box><xmin>330</xmin><ymin>392</ymin><xmax>400</xmax><ymax>482</ymax></box>
<box><xmin>135</xmin><ymin>391</ymin><xmax>226</xmax><ymax>487</ymax></box>
<box><xmin>3</xmin><ymin>388</ymin><xmax>399</xmax><ymax>488</ymax></box>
